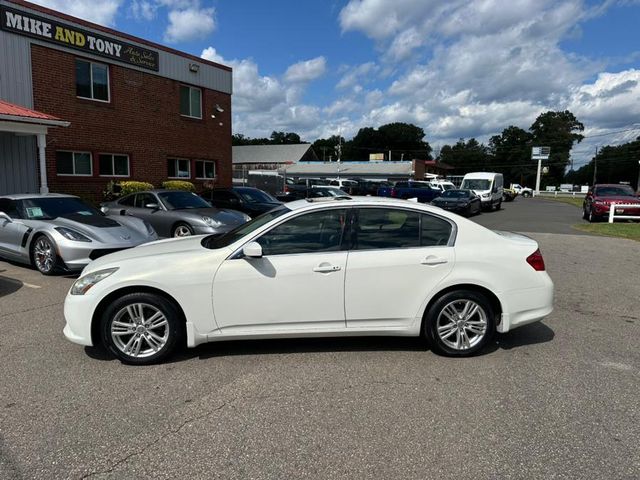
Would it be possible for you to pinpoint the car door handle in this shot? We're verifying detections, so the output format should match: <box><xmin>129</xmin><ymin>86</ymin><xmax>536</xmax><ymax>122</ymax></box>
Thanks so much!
<box><xmin>313</xmin><ymin>264</ymin><xmax>341</xmax><ymax>273</ymax></box>
<box><xmin>421</xmin><ymin>256</ymin><xmax>448</xmax><ymax>266</ymax></box>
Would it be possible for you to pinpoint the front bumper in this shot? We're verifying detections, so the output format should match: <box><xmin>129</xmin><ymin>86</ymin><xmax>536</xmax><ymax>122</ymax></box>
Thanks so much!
<box><xmin>63</xmin><ymin>292</ymin><xmax>98</xmax><ymax>346</ymax></box>
<box><xmin>57</xmin><ymin>238</ymin><xmax>155</xmax><ymax>271</ymax></box>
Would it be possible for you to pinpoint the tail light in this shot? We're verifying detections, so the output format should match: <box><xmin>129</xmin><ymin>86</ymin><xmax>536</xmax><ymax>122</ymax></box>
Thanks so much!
<box><xmin>526</xmin><ymin>249</ymin><xmax>546</xmax><ymax>271</ymax></box>
<box><xmin>284</xmin><ymin>185</ymin><xmax>290</xmax><ymax>193</ymax></box>
<box><xmin>390</xmin><ymin>188</ymin><xmax>398</xmax><ymax>198</ymax></box>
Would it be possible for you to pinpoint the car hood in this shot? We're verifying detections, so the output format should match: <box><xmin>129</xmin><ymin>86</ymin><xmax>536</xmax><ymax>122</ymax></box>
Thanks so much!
<box><xmin>594</xmin><ymin>196</ymin><xmax>640</xmax><ymax>203</ymax></box>
<box><xmin>433</xmin><ymin>197</ymin><xmax>468</xmax><ymax>204</ymax></box>
<box><xmin>84</xmin><ymin>235</ymin><xmax>218</xmax><ymax>273</ymax></box>
<box><xmin>174</xmin><ymin>207</ymin><xmax>247</xmax><ymax>222</ymax></box>
<box><xmin>36</xmin><ymin>215</ymin><xmax>151</xmax><ymax>243</ymax></box>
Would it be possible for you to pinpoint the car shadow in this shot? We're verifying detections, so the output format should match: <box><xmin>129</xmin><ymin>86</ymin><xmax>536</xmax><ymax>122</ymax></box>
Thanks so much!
<box><xmin>83</xmin><ymin>322</ymin><xmax>555</xmax><ymax>363</ymax></box>
<box><xmin>0</xmin><ymin>274</ymin><xmax>23</xmax><ymax>298</ymax></box>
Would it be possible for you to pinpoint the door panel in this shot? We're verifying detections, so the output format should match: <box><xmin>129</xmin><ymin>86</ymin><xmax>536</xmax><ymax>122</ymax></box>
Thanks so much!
<box><xmin>345</xmin><ymin>207</ymin><xmax>455</xmax><ymax>328</ymax></box>
<box><xmin>213</xmin><ymin>251</ymin><xmax>347</xmax><ymax>332</ymax></box>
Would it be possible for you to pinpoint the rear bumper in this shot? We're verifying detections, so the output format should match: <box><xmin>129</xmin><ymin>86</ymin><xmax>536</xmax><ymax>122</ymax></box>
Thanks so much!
<box><xmin>497</xmin><ymin>278</ymin><xmax>554</xmax><ymax>333</ymax></box>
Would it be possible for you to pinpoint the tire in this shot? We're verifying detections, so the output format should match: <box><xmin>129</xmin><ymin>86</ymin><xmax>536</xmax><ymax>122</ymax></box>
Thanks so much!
<box><xmin>100</xmin><ymin>292</ymin><xmax>184</xmax><ymax>365</ymax></box>
<box><xmin>424</xmin><ymin>290</ymin><xmax>495</xmax><ymax>357</ymax></box>
<box><xmin>495</xmin><ymin>200</ymin><xmax>502</xmax><ymax>210</ymax></box>
<box><xmin>588</xmin><ymin>208</ymin><xmax>600</xmax><ymax>223</ymax></box>
<box><xmin>582</xmin><ymin>206</ymin><xmax>588</xmax><ymax>220</ymax></box>
<box><xmin>172</xmin><ymin>222</ymin><xmax>194</xmax><ymax>237</ymax></box>
<box><xmin>31</xmin><ymin>234</ymin><xmax>60</xmax><ymax>275</ymax></box>
<box><xmin>522</xmin><ymin>191</ymin><xmax>531</xmax><ymax>198</ymax></box>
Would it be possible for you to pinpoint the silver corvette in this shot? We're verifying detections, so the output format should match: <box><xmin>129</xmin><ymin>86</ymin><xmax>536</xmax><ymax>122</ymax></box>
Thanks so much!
<box><xmin>0</xmin><ymin>194</ymin><xmax>157</xmax><ymax>275</ymax></box>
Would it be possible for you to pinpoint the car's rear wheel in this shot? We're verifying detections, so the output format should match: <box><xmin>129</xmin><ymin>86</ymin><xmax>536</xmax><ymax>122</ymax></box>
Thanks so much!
<box><xmin>100</xmin><ymin>293</ymin><xmax>184</xmax><ymax>365</ymax></box>
<box><xmin>172</xmin><ymin>222</ymin><xmax>194</xmax><ymax>237</ymax></box>
<box><xmin>31</xmin><ymin>235</ymin><xmax>60</xmax><ymax>275</ymax></box>
<box><xmin>424</xmin><ymin>290</ymin><xmax>495</xmax><ymax>356</ymax></box>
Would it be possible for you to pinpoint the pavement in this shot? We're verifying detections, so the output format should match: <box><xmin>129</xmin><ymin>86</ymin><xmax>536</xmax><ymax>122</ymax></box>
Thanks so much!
<box><xmin>1</xmin><ymin>199</ymin><xmax>639</xmax><ymax>479</ymax></box>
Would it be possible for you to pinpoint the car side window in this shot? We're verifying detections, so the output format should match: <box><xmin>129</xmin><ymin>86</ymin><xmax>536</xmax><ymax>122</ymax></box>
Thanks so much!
<box><xmin>118</xmin><ymin>194</ymin><xmax>135</xmax><ymax>207</ymax></box>
<box><xmin>257</xmin><ymin>208</ymin><xmax>348</xmax><ymax>256</ymax></box>
<box><xmin>354</xmin><ymin>208</ymin><xmax>420</xmax><ymax>250</ymax></box>
<box><xmin>135</xmin><ymin>193</ymin><xmax>156</xmax><ymax>208</ymax></box>
<box><xmin>421</xmin><ymin>214</ymin><xmax>453</xmax><ymax>246</ymax></box>
<box><xmin>0</xmin><ymin>198</ymin><xmax>20</xmax><ymax>218</ymax></box>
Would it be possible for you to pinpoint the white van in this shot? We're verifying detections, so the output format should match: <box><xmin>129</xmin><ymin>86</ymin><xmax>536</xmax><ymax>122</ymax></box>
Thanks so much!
<box><xmin>460</xmin><ymin>172</ymin><xmax>504</xmax><ymax>210</ymax></box>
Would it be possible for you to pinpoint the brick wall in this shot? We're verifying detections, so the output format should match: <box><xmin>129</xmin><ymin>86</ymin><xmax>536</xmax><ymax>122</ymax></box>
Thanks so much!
<box><xmin>31</xmin><ymin>44</ymin><xmax>232</xmax><ymax>203</ymax></box>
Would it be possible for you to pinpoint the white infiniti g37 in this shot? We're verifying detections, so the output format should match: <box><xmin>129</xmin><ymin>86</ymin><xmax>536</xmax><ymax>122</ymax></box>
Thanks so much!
<box><xmin>63</xmin><ymin>196</ymin><xmax>554</xmax><ymax>365</ymax></box>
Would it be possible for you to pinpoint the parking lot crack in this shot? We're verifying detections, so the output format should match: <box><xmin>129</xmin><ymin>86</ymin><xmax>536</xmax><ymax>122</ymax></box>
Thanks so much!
<box><xmin>79</xmin><ymin>401</ymin><xmax>228</xmax><ymax>479</ymax></box>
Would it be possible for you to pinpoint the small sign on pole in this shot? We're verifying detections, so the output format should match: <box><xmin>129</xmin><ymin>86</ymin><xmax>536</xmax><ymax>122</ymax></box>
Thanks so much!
<box><xmin>533</xmin><ymin>146</ymin><xmax>551</xmax><ymax>196</ymax></box>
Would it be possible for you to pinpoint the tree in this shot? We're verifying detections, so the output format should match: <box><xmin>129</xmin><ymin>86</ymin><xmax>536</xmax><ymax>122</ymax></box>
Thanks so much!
<box><xmin>313</xmin><ymin>135</ymin><xmax>346</xmax><ymax>161</ymax></box>
<box><xmin>270</xmin><ymin>131</ymin><xmax>303</xmax><ymax>144</ymax></box>
<box><xmin>488</xmin><ymin>126</ymin><xmax>534</xmax><ymax>186</ymax></box>
<box><xmin>349</xmin><ymin>123</ymin><xmax>431</xmax><ymax>160</ymax></box>
<box><xmin>439</xmin><ymin>138</ymin><xmax>490</xmax><ymax>174</ymax></box>
<box><xmin>529</xmin><ymin>110</ymin><xmax>584</xmax><ymax>187</ymax></box>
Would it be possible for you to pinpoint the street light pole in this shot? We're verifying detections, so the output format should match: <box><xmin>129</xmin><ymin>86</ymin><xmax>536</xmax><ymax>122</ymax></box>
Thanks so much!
<box><xmin>592</xmin><ymin>146</ymin><xmax>598</xmax><ymax>186</ymax></box>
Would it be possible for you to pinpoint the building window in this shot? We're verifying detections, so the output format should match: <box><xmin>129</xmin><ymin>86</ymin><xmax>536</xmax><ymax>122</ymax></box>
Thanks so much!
<box><xmin>180</xmin><ymin>85</ymin><xmax>202</xmax><ymax>118</ymax></box>
<box><xmin>195</xmin><ymin>160</ymin><xmax>215</xmax><ymax>179</ymax></box>
<box><xmin>76</xmin><ymin>59</ymin><xmax>109</xmax><ymax>102</ymax></box>
<box><xmin>56</xmin><ymin>151</ymin><xmax>93</xmax><ymax>176</ymax></box>
<box><xmin>168</xmin><ymin>158</ymin><xmax>191</xmax><ymax>178</ymax></box>
<box><xmin>99</xmin><ymin>154</ymin><xmax>130</xmax><ymax>177</ymax></box>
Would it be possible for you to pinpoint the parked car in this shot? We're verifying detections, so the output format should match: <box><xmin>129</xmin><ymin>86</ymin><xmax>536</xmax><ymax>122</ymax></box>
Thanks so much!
<box><xmin>64</xmin><ymin>196</ymin><xmax>554</xmax><ymax>365</ymax></box>
<box><xmin>0</xmin><ymin>194</ymin><xmax>157</xmax><ymax>275</ymax></box>
<box><xmin>460</xmin><ymin>172</ymin><xmax>504</xmax><ymax>210</ymax></box>
<box><xmin>582</xmin><ymin>184</ymin><xmax>640</xmax><ymax>222</ymax></box>
<box><xmin>101</xmin><ymin>190</ymin><xmax>250</xmax><ymax>238</ymax></box>
<box><xmin>428</xmin><ymin>180</ymin><xmax>456</xmax><ymax>193</ymax></box>
<box><xmin>431</xmin><ymin>189</ymin><xmax>482</xmax><ymax>216</ymax></box>
<box><xmin>207</xmin><ymin>187</ymin><xmax>282</xmax><ymax>218</ymax></box>
<box><xmin>351</xmin><ymin>179</ymin><xmax>392</xmax><ymax>196</ymax></box>
<box><xmin>327</xmin><ymin>178</ymin><xmax>360</xmax><ymax>195</ymax></box>
<box><xmin>377</xmin><ymin>181</ymin><xmax>441</xmax><ymax>203</ymax></box>
<box><xmin>276</xmin><ymin>185</ymin><xmax>349</xmax><ymax>202</ymax></box>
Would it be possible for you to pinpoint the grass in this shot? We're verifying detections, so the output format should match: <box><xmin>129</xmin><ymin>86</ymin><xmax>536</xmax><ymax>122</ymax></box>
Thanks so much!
<box><xmin>574</xmin><ymin>222</ymin><xmax>640</xmax><ymax>241</ymax></box>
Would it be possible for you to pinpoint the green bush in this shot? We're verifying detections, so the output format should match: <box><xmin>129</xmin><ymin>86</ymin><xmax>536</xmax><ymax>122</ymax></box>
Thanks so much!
<box><xmin>119</xmin><ymin>181</ymin><xmax>154</xmax><ymax>196</ymax></box>
<box><xmin>161</xmin><ymin>180</ymin><xmax>195</xmax><ymax>192</ymax></box>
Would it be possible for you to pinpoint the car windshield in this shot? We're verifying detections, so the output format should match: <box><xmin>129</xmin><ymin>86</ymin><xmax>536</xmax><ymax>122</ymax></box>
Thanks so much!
<box><xmin>461</xmin><ymin>179</ymin><xmax>491</xmax><ymax>190</ymax></box>
<box><xmin>594</xmin><ymin>186</ymin><xmax>635</xmax><ymax>197</ymax></box>
<box><xmin>159</xmin><ymin>191</ymin><xmax>211</xmax><ymax>210</ymax></box>
<box><xmin>19</xmin><ymin>197</ymin><xmax>102</xmax><ymax>220</ymax></box>
<box><xmin>203</xmin><ymin>206</ymin><xmax>290</xmax><ymax>249</ymax></box>
<box><xmin>237</xmin><ymin>189</ymin><xmax>278</xmax><ymax>204</ymax></box>
<box><xmin>441</xmin><ymin>190</ymin><xmax>470</xmax><ymax>198</ymax></box>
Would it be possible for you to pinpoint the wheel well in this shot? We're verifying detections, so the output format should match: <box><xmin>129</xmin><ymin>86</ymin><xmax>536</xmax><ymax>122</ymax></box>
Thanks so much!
<box><xmin>90</xmin><ymin>286</ymin><xmax>187</xmax><ymax>347</ymax></box>
<box><xmin>422</xmin><ymin>284</ymin><xmax>503</xmax><ymax>330</ymax></box>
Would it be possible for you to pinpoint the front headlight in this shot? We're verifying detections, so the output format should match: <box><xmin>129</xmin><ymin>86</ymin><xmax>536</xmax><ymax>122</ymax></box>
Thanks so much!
<box><xmin>242</xmin><ymin>213</ymin><xmax>251</xmax><ymax>222</ymax></box>
<box><xmin>202</xmin><ymin>216</ymin><xmax>223</xmax><ymax>228</ymax></box>
<box><xmin>71</xmin><ymin>267</ymin><xmax>118</xmax><ymax>295</ymax></box>
<box><xmin>55</xmin><ymin>227</ymin><xmax>91</xmax><ymax>242</ymax></box>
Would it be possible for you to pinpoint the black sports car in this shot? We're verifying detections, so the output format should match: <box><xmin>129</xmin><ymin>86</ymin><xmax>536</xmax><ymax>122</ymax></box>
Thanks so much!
<box><xmin>431</xmin><ymin>189</ymin><xmax>481</xmax><ymax>217</ymax></box>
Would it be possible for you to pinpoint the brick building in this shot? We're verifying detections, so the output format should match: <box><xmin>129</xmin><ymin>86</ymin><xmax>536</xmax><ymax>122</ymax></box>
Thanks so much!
<box><xmin>0</xmin><ymin>0</ymin><xmax>232</xmax><ymax>200</ymax></box>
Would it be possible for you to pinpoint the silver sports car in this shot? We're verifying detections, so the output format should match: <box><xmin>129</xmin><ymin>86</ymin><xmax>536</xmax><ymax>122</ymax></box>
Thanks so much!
<box><xmin>0</xmin><ymin>194</ymin><xmax>157</xmax><ymax>275</ymax></box>
<box><xmin>101</xmin><ymin>190</ymin><xmax>251</xmax><ymax>238</ymax></box>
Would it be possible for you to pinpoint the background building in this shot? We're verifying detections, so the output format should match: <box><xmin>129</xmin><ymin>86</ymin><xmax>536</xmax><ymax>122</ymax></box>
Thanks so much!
<box><xmin>0</xmin><ymin>0</ymin><xmax>232</xmax><ymax>200</ymax></box>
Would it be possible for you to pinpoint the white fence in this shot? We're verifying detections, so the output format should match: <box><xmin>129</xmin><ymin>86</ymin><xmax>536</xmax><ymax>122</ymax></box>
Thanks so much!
<box><xmin>608</xmin><ymin>204</ymin><xmax>640</xmax><ymax>223</ymax></box>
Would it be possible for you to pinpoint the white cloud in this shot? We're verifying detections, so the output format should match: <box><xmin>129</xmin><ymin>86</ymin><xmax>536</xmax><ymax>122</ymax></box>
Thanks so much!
<box><xmin>336</xmin><ymin>62</ymin><xmax>378</xmax><ymax>90</ymax></box>
<box><xmin>284</xmin><ymin>57</ymin><xmax>327</xmax><ymax>83</ymax></box>
<box><xmin>29</xmin><ymin>0</ymin><xmax>123</xmax><ymax>26</ymax></box>
<box><xmin>130</xmin><ymin>0</ymin><xmax>157</xmax><ymax>21</ymax></box>
<box><xmin>164</xmin><ymin>6</ymin><xmax>216</xmax><ymax>43</ymax></box>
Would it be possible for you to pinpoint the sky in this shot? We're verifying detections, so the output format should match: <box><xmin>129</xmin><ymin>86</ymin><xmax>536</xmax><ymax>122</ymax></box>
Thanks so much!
<box><xmin>30</xmin><ymin>0</ymin><xmax>640</xmax><ymax>167</ymax></box>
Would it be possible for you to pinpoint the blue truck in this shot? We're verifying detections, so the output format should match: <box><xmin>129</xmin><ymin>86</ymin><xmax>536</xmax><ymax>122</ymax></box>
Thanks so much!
<box><xmin>377</xmin><ymin>181</ymin><xmax>441</xmax><ymax>203</ymax></box>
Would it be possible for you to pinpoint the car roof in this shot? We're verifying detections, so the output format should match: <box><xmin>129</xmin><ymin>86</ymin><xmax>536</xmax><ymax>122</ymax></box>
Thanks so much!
<box><xmin>462</xmin><ymin>172</ymin><xmax>501</xmax><ymax>179</ymax></box>
<box><xmin>285</xmin><ymin>196</ymin><xmax>448</xmax><ymax>213</ymax></box>
<box><xmin>0</xmin><ymin>193</ymin><xmax>77</xmax><ymax>200</ymax></box>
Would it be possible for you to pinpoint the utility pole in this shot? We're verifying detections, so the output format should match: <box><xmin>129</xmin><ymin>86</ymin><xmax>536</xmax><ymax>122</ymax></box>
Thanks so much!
<box><xmin>592</xmin><ymin>146</ymin><xmax>598</xmax><ymax>186</ymax></box>
<box><xmin>388</xmin><ymin>149</ymin><xmax>391</xmax><ymax>161</ymax></box>
<box><xmin>637</xmin><ymin>160</ymin><xmax>640</xmax><ymax>193</ymax></box>
<box><xmin>321</xmin><ymin>147</ymin><xmax>327</xmax><ymax>162</ymax></box>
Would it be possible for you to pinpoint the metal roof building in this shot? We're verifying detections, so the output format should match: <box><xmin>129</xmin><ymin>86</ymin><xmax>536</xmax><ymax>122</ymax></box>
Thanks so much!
<box><xmin>232</xmin><ymin>144</ymin><xmax>319</xmax><ymax>167</ymax></box>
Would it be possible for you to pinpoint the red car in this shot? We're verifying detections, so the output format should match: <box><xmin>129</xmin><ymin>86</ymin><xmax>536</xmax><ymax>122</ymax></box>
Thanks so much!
<box><xmin>583</xmin><ymin>184</ymin><xmax>640</xmax><ymax>222</ymax></box>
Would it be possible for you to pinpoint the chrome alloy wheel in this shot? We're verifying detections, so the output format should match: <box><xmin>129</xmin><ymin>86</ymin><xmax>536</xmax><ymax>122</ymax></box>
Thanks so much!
<box><xmin>436</xmin><ymin>300</ymin><xmax>488</xmax><ymax>351</ymax></box>
<box><xmin>173</xmin><ymin>225</ymin><xmax>192</xmax><ymax>237</ymax></box>
<box><xmin>34</xmin><ymin>237</ymin><xmax>55</xmax><ymax>273</ymax></box>
<box><xmin>110</xmin><ymin>303</ymin><xmax>169</xmax><ymax>359</ymax></box>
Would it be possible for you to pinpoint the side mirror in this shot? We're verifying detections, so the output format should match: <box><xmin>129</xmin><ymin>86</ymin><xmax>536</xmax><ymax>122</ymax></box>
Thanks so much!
<box><xmin>242</xmin><ymin>241</ymin><xmax>263</xmax><ymax>258</ymax></box>
<box><xmin>0</xmin><ymin>212</ymin><xmax>12</xmax><ymax>223</ymax></box>
<box><xmin>145</xmin><ymin>203</ymin><xmax>160</xmax><ymax>210</ymax></box>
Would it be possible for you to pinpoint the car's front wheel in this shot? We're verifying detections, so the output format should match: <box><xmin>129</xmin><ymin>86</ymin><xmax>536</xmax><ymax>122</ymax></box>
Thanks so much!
<box><xmin>31</xmin><ymin>235</ymin><xmax>60</xmax><ymax>275</ymax></box>
<box><xmin>172</xmin><ymin>222</ymin><xmax>194</xmax><ymax>237</ymax></box>
<box><xmin>424</xmin><ymin>290</ymin><xmax>495</xmax><ymax>356</ymax></box>
<box><xmin>100</xmin><ymin>293</ymin><xmax>184</xmax><ymax>365</ymax></box>
<box><xmin>588</xmin><ymin>208</ymin><xmax>601</xmax><ymax>223</ymax></box>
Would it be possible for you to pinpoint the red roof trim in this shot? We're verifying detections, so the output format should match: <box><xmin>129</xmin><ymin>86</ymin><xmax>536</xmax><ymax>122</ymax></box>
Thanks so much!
<box><xmin>0</xmin><ymin>99</ymin><xmax>62</xmax><ymax>121</ymax></box>
<box><xmin>7</xmin><ymin>0</ymin><xmax>232</xmax><ymax>73</ymax></box>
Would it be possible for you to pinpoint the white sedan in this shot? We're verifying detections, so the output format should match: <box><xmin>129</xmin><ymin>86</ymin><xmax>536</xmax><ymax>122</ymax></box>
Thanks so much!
<box><xmin>63</xmin><ymin>197</ymin><xmax>554</xmax><ymax>365</ymax></box>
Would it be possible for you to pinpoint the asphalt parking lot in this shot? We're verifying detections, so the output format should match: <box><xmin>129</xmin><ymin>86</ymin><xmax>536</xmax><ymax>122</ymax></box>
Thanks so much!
<box><xmin>1</xmin><ymin>199</ymin><xmax>638</xmax><ymax>479</ymax></box>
